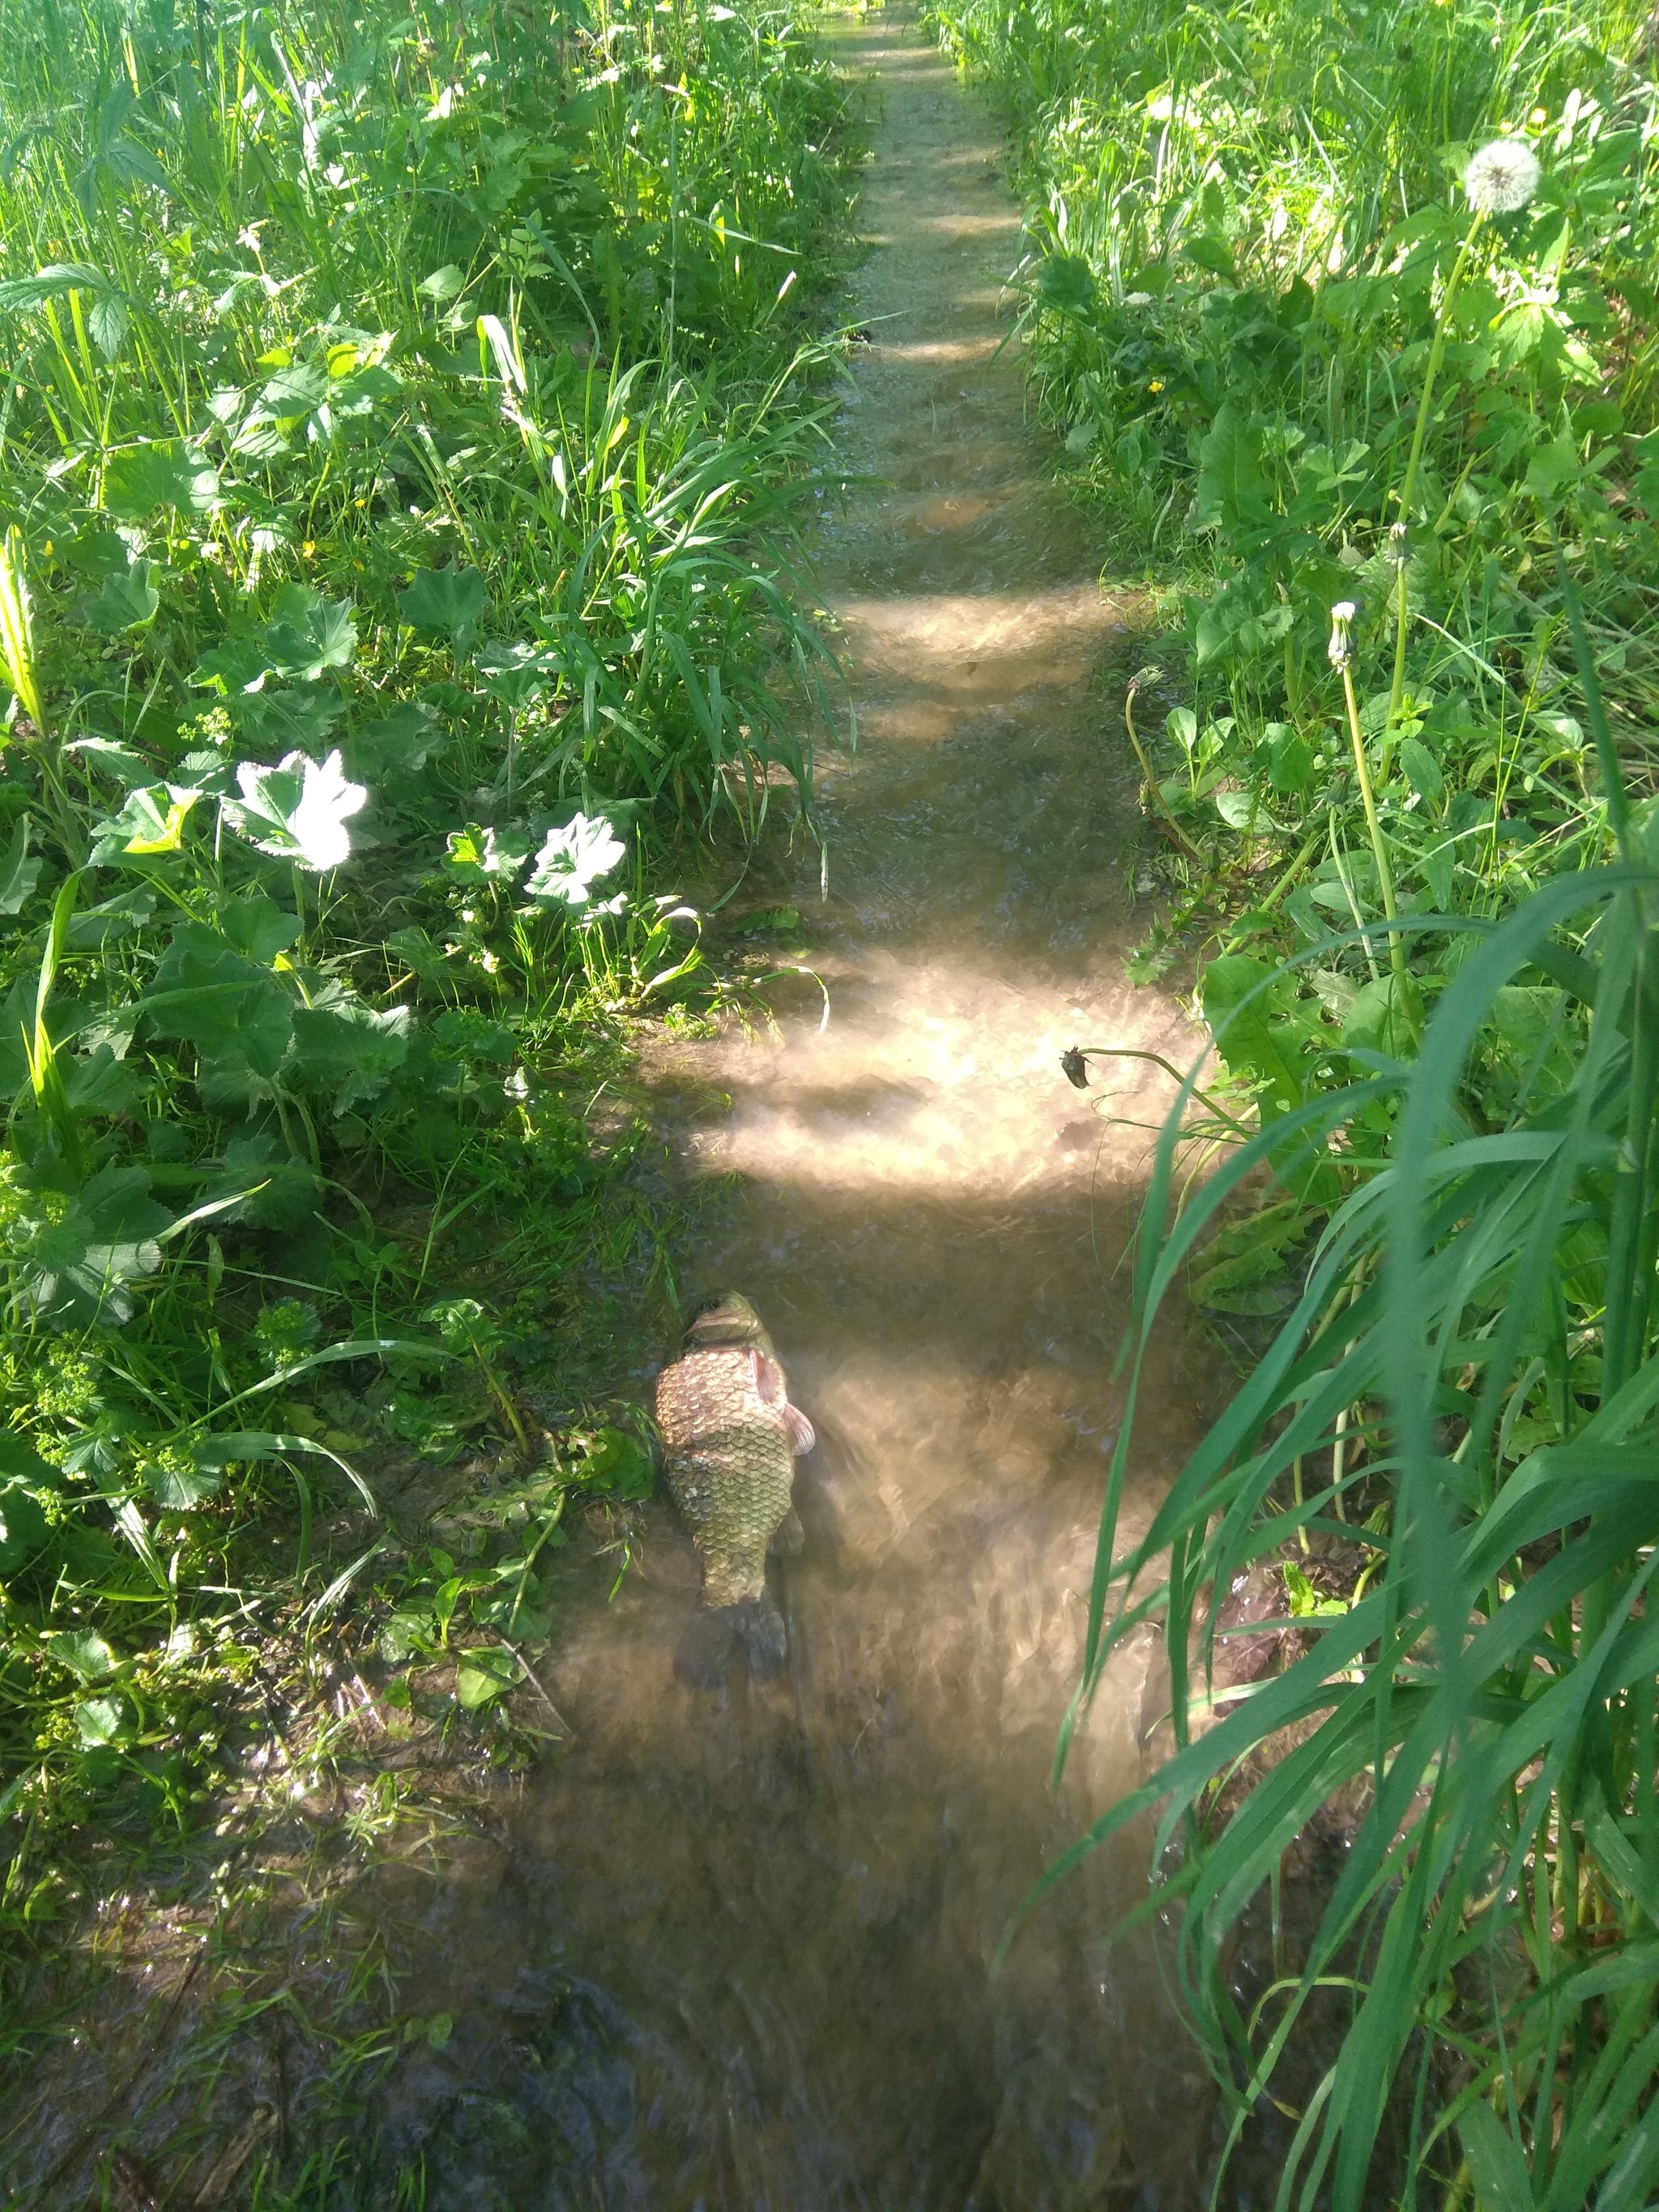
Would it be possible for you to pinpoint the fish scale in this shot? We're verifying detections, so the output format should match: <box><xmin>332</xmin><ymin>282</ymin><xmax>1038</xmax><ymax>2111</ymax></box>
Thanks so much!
<box><xmin>655</xmin><ymin>1345</ymin><xmax>796</xmax><ymax>1608</ymax></box>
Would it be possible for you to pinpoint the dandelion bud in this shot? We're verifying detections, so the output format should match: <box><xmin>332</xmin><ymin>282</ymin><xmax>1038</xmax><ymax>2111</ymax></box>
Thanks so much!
<box><xmin>1385</xmin><ymin>521</ymin><xmax>1409</xmax><ymax>566</ymax></box>
<box><xmin>1328</xmin><ymin>601</ymin><xmax>1357</xmax><ymax>670</ymax></box>
<box><xmin>1463</xmin><ymin>139</ymin><xmax>1542</xmax><ymax>218</ymax></box>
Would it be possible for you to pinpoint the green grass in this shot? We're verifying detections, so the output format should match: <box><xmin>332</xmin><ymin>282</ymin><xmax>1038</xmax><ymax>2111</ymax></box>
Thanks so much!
<box><xmin>0</xmin><ymin>0</ymin><xmax>865</xmax><ymax>2187</ymax></box>
<box><xmin>921</xmin><ymin>0</ymin><xmax>1659</xmax><ymax>2200</ymax></box>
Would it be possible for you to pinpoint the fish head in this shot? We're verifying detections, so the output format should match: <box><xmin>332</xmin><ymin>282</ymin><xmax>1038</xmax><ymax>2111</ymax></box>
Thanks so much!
<box><xmin>682</xmin><ymin>1289</ymin><xmax>768</xmax><ymax>1350</ymax></box>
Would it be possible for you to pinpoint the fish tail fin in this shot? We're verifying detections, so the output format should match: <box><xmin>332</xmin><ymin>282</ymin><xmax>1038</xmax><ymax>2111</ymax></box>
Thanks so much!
<box><xmin>732</xmin><ymin>1592</ymin><xmax>787</xmax><ymax>1679</ymax></box>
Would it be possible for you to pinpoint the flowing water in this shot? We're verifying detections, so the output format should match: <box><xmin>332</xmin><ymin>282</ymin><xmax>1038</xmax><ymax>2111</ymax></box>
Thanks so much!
<box><xmin>379</xmin><ymin>14</ymin><xmax>1220</xmax><ymax>2206</ymax></box>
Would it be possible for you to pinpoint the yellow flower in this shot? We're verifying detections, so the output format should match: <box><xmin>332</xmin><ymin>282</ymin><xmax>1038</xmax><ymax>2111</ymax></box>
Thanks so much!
<box><xmin>41</xmin><ymin>541</ymin><xmax>52</xmax><ymax>556</ymax></box>
<box><xmin>301</xmin><ymin>540</ymin><xmax>317</xmax><ymax>559</ymax></box>
<box><xmin>1529</xmin><ymin>105</ymin><xmax>1547</xmax><ymax>126</ymax></box>
<box><xmin>1148</xmin><ymin>379</ymin><xmax>1165</xmax><ymax>394</ymax></box>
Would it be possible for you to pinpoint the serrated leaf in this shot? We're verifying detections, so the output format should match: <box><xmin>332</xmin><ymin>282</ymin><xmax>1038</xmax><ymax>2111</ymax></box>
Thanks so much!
<box><xmin>399</xmin><ymin>562</ymin><xmax>488</xmax><ymax>646</ymax></box>
<box><xmin>143</xmin><ymin>1455</ymin><xmax>221</xmax><ymax>1509</ymax></box>
<box><xmin>48</xmin><ymin>1629</ymin><xmax>117</xmax><ymax>1680</ymax></box>
<box><xmin>190</xmin><ymin>636</ymin><xmax>272</xmax><ymax>693</ymax></box>
<box><xmin>103</xmin><ymin>442</ymin><xmax>219</xmax><ymax>520</ymax></box>
<box><xmin>264</xmin><ymin>583</ymin><xmax>356</xmax><ymax>680</ymax></box>
<box><xmin>86</xmin><ymin>557</ymin><xmax>157</xmax><ymax>634</ymax></box>
<box><xmin>219</xmin><ymin>894</ymin><xmax>301</xmax><ymax>965</ymax></box>
<box><xmin>143</xmin><ymin>923</ymin><xmax>294</xmax><ymax>1107</ymax></box>
<box><xmin>343</xmin><ymin>701</ymin><xmax>446</xmax><ymax>782</ymax></box>
<box><xmin>523</xmin><ymin>812</ymin><xmax>626</xmax><ymax>909</ymax></box>
<box><xmin>289</xmin><ymin>998</ymin><xmax>410</xmax><ymax>1110</ymax></box>
<box><xmin>4</xmin><ymin>1164</ymin><xmax>171</xmax><ymax>1326</ymax></box>
<box><xmin>442</xmin><ymin>822</ymin><xmax>530</xmax><ymax>884</ymax></box>
<box><xmin>75</xmin><ymin>1694</ymin><xmax>133</xmax><ymax>1746</ymax></box>
<box><xmin>87</xmin><ymin>783</ymin><xmax>200</xmax><ymax>864</ymax></box>
<box><xmin>223</xmin><ymin>748</ymin><xmax>366</xmax><ymax>872</ymax></box>
<box><xmin>230</xmin><ymin>684</ymin><xmax>348</xmax><ymax>754</ymax></box>
<box><xmin>87</xmin><ymin>292</ymin><xmax>129</xmax><ymax>360</ymax></box>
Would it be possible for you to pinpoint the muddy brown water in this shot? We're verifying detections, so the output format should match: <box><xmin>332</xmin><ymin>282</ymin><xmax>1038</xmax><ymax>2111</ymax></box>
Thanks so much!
<box><xmin>376</xmin><ymin>15</ymin><xmax>1221</xmax><ymax>2207</ymax></box>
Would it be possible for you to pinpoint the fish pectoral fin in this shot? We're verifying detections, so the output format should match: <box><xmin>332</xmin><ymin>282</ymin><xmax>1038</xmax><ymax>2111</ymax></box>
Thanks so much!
<box><xmin>769</xmin><ymin>1505</ymin><xmax>806</xmax><ymax>1558</ymax></box>
<box><xmin>783</xmin><ymin>1404</ymin><xmax>816</xmax><ymax>1455</ymax></box>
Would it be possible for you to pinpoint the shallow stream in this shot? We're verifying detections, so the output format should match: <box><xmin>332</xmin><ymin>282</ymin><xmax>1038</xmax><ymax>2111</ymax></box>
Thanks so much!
<box><xmin>386</xmin><ymin>14</ymin><xmax>1221</xmax><ymax>2205</ymax></box>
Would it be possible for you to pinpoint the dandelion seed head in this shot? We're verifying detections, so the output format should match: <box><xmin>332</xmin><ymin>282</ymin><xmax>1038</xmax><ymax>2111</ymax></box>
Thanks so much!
<box><xmin>1328</xmin><ymin>601</ymin><xmax>1357</xmax><ymax>669</ymax></box>
<box><xmin>1463</xmin><ymin>139</ymin><xmax>1542</xmax><ymax>217</ymax></box>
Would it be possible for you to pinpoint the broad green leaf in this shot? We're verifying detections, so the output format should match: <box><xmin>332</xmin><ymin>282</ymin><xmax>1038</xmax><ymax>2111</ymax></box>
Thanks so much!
<box><xmin>48</xmin><ymin>1629</ymin><xmax>117</xmax><ymax>1680</ymax></box>
<box><xmin>86</xmin><ymin>558</ymin><xmax>159</xmax><ymax>635</ymax></box>
<box><xmin>0</xmin><ymin>1472</ymin><xmax>50</xmax><ymax>1574</ymax></box>
<box><xmin>524</xmin><ymin>812</ymin><xmax>626</xmax><ymax>909</ymax></box>
<box><xmin>1397</xmin><ymin>737</ymin><xmax>1444</xmax><ymax>803</ymax></box>
<box><xmin>231</xmin><ymin>684</ymin><xmax>348</xmax><ymax>754</ymax></box>
<box><xmin>223</xmin><ymin>749</ymin><xmax>367</xmax><ymax>872</ymax></box>
<box><xmin>418</xmin><ymin>265</ymin><xmax>467</xmax><ymax>302</ymax></box>
<box><xmin>443</xmin><ymin>823</ymin><xmax>530</xmax><ymax>884</ymax></box>
<box><xmin>190</xmin><ymin>637</ymin><xmax>272</xmax><ymax>693</ymax></box>
<box><xmin>454</xmin><ymin>1644</ymin><xmax>520</xmax><ymax>1708</ymax></box>
<box><xmin>399</xmin><ymin>562</ymin><xmax>489</xmax><ymax>646</ymax></box>
<box><xmin>143</xmin><ymin>1454</ymin><xmax>221</xmax><ymax>1509</ymax></box>
<box><xmin>0</xmin><ymin>814</ymin><xmax>40</xmax><ymax>915</ymax></box>
<box><xmin>75</xmin><ymin>1694</ymin><xmax>133</xmax><ymax>1746</ymax></box>
<box><xmin>2</xmin><ymin>1163</ymin><xmax>171</xmax><ymax>1326</ymax></box>
<box><xmin>289</xmin><ymin>998</ymin><xmax>410</xmax><ymax>1110</ymax></box>
<box><xmin>219</xmin><ymin>894</ymin><xmax>301</xmax><ymax>965</ymax></box>
<box><xmin>143</xmin><ymin>923</ymin><xmax>294</xmax><ymax>1107</ymax></box>
<box><xmin>1342</xmin><ymin>972</ymin><xmax>1423</xmax><ymax>1058</ymax></box>
<box><xmin>343</xmin><ymin>701</ymin><xmax>445</xmax><ymax>782</ymax></box>
<box><xmin>1191</xmin><ymin>402</ymin><xmax>1268</xmax><ymax>532</ymax></box>
<box><xmin>103</xmin><ymin>442</ymin><xmax>219</xmax><ymax>519</ymax></box>
<box><xmin>264</xmin><ymin>583</ymin><xmax>357</xmax><ymax>680</ymax></box>
<box><xmin>433</xmin><ymin>1007</ymin><xmax>515</xmax><ymax>1062</ymax></box>
<box><xmin>87</xmin><ymin>783</ymin><xmax>199</xmax><ymax>863</ymax></box>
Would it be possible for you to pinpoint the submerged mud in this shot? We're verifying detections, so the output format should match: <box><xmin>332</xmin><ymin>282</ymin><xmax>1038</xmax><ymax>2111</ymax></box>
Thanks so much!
<box><xmin>379</xmin><ymin>13</ymin><xmax>1218</xmax><ymax>2207</ymax></box>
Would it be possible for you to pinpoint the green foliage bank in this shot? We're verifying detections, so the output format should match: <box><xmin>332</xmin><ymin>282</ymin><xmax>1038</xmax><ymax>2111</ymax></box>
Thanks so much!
<box><xmin>925</xmin><ymin>0</ymin><xmax>1659</xmax><ymax>2200</ymax></box>
<box><xmin>0</xmin><ymin>0</ymin><xmax>859</xmax><ymax>2158</ymax></box>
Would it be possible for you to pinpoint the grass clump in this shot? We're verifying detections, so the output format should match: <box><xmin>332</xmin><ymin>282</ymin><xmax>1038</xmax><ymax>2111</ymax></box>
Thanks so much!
<box><xmin>0</xmin><ymin>0</ymin><xmax>864</xmax><ymax>2189</ymax></box>
<box><xmin>924</xmin><ymin>0</ymin><xmax>1659</xmax><ymax>2200</ymax></box>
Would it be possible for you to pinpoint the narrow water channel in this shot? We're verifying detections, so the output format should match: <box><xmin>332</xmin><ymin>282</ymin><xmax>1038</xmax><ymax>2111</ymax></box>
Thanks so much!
<box><xmin>381</xmin><ymin>12</ymin><xmax>1220</xmax><ymax>2206</ymax></box>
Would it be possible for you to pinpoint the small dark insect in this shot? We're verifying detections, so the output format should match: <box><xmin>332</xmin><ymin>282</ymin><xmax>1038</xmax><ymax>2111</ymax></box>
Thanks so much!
<box><xmin>1060</xmin><ymin>1046</ymin><xmax>1090</xmax><ymax>1089</ymax></box>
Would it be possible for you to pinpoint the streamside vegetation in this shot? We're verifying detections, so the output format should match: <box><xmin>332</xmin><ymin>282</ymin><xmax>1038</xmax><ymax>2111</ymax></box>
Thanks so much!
<box><xmin>926</xmin><ymin>0</ymin><xmax>1659</xmax><ymax>2200</ymax></box>
<box><xmin>0</xmin><ymin>0</ymin><xmax>859</xmax><ymax>2189</ymax></box>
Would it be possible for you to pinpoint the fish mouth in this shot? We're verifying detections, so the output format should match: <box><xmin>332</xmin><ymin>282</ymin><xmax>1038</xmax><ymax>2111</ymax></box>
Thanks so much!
<box><xmin>682</xmin><ymin>1290</ymin><xmax>765</xmax><ymax>1347</ymax></box>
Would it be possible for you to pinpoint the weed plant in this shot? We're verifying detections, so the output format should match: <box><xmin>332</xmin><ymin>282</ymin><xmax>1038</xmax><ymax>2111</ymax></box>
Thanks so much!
<box><xmin>925</xmin><ymin>0</ymin><xmax>1659</xmax><ymax>2199</ymax></box>
<box><xmin>0</xmin><ymin>0</ymin><xmax>862</xmax><ymax>2184</ymax></box>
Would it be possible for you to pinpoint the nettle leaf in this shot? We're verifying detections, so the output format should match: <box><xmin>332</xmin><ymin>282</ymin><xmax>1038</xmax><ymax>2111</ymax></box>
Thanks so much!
<box><xmin>143</xmin><ymin>923</ymin><xmax>294</xmax><ymax>1107</ymax></box>
<box><xmin>86</xmin><ymin>557</ymin><xmax>159</xmax><ymax>635</ymax></box>
<box><xmin>103</xmin><ymin>441</ymin><xmax>220</xmax><ymax>520</ymax></box>
<box><xmin>443</xmin><ymin>822</ymin><xmax>531</xmax><ymax>885</ymax></box>
<box><xmin>88</xmin><ymin>783</ymin><xmax>200</xmax><ymax>864</ymax></box>
<box><xmin>223</xmin><ymin>749</ymin><xmax>367</xmax><ymax>872</ymax></box>
<box><xmin>289</xmin><ymin>997</ymin><xmax>411</xmax><ymax>1111</ymax></box>
<box><xmin>6</xmin><ymin>1164</ymin><xmax>171</xmax><ymax>1326</ymax></box>
<box><xmin>524</xmin><ymin>812</ymin><xmax>626</xmax><ymax>909</ymax></box>
<box><xmin>261</xmin><ymin>361</ymin><xmax>330</xmax><ymax>420</ymax></box>
<box><xmin>0</xmin><ymin>814</ymin><xmax>41</xmax><ymax>916</ymax></box>
<box><xmin>87</xmin><ymin>292</ymin><xmax>129</xmax><ymax>361</ymax></box>
<box><xmin>231</xmin><ymin>684</ymin><xmax>348</xmax><ymax>755</ymax></box>
<box><xmin>343</xmin><ymin>700</ymin><xmax>446</xmax><ymax>782</ymax></box>
<box><xmin>264</xmin><ymin>583</ymin><xmax>357</xmax><ymax>680</ymax></box>
<box><xmin>68</xmin><ymin>735</ymin><xmax>150</xmax><ymax>786</ymax></box>
<box><xmin>399</xmin><ymin>562</ymin><xmax>489</xmax><ymax>646</ymax></box>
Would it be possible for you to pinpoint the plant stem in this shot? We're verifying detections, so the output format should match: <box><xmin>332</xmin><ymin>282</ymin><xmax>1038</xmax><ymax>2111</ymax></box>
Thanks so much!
<box><xmin>1387</xmin><ymin>217</ymin><xmax>1483</xmax><ymax>728</ymax></box>
<box><xmin>1339</xmin><ymin>661</ymin><xmax>1409</xmax><ymax>991</ymax></box>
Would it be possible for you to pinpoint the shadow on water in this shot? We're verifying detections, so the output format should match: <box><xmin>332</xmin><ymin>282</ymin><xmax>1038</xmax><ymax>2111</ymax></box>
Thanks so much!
<box><xmin>2</xmin><ymin>12</ymin><xmax>1233</xmax><ymax>2206</ymax></box>
<box><xmin>360</xmin><ymin>12</ymin><xmax>1226</xmax><ymax>2206</ymax></box>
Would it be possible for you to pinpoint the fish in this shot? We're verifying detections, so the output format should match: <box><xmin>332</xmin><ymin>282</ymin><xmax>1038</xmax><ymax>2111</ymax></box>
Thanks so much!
<box><xmin>654</xmin><ymin>1290</ymin><xmax>814</xmax><ymax>1679</ymax></box>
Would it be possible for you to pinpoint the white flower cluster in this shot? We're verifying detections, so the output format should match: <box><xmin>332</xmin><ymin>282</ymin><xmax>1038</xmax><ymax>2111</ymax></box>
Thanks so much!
<box><xmin>1463</xmin><ymin>139</ymin><xmax>1542</xmax><ymax>218</ymax></box>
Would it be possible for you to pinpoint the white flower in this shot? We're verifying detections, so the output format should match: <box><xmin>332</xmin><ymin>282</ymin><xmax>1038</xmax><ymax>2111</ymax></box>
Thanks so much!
<box><xmin>1328</xmin><ymin>601</ymin><xmax>1357</xmax><ymax>670</ymax></box>
<box><xmin>1463</xmin><ymin>139</ymin><xmax>1542</xmax><ymax>218</ymax></box>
